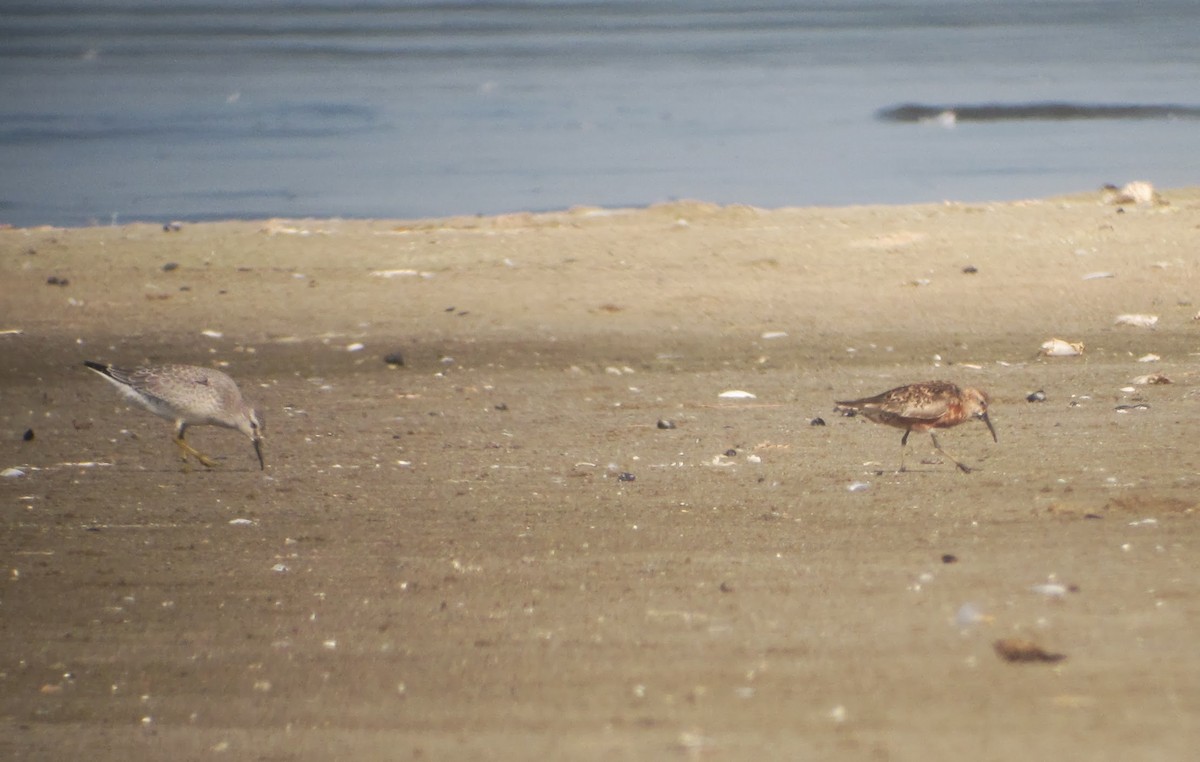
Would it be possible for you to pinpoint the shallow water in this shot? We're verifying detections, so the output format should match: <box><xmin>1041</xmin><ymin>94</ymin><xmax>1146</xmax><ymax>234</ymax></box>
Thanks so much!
<box><xmin>2</xmin><ymin>0</ymin><xmax>1199</xmax><ymax>226</ymax></box>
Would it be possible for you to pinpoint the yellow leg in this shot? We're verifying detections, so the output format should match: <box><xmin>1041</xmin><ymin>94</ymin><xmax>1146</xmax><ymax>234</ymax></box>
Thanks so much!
<box><xmin>173</xmin><ymin>432</ymin><xmax>218</xmax><ymax>468</ymax></box>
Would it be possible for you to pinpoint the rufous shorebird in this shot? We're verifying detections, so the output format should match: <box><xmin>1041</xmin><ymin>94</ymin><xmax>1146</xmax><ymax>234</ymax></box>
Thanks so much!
<box><xmin>835</xmin><ymin>380</ymin><xmax>996</xmax><ymax>473</ymax></box>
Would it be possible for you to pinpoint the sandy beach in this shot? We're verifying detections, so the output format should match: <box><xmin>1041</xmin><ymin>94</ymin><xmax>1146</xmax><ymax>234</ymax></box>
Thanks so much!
<box><xmin>2</xmin><ymin>189</ymin><xmax>1199</xmax><ymax>759</ymax></box>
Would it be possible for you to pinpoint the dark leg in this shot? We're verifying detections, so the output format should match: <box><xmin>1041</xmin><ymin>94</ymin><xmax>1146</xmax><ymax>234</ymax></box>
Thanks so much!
<box><xmin>930</xmin><ymin>432</ymin><xmax>973</xmax><ymax>473</ymax></box>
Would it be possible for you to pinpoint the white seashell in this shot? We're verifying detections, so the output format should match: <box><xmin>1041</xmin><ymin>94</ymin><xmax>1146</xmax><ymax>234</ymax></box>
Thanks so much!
<box><xmin>760</xmin><ymin>331</ymin><xmax>788</xmax><ymax>340</ymax></box>
<box><xmin>1040</xmin><ymin>338</ymin><xmax>1084</xmax><ymax>357</ymax></box>
<box><xmin>718</xmin><ymin>390</ymin><xmax>756</xmax><ymax>399</ymax></box>
<box><xmin>370</xmin><ymin>269</ymin><xmax>434</xmax><ymax>279</ymax></box>
<box><xmin>846</xmin><ymin>481</ymin><xmax>870</xmax><ymax>493</ymax></box>
<box><xmin>1</xmin><ymin>467</ymin><xmax>25</xmax><ymax>478</ymax></box>
<box><xmin>1114</xmin><ymin>314</ymin><xmax>1158</xmax><ymax>327</ymax></box>
<box><xmin>201</xmin><ymin>329</ymin><xmax>223</xmax><ymax>338</ymax></box>
<box><xmin>1102</xmin><ymin>180</ymin><xmax>1160</xmax><ymax>206</ymax></box>
<box><xmin>346</xmin><ymin>342</ymin><xmax>365</xmax><ymax>352</ymax></box>
<box><xmin>955</xmin><ymin>603</ymin><xmax>990</xmax><ymax>627</ymax></box>
<box><xmin>1082</xmin><ymin>271</ymin><xmax>1115</xmax><ymax>280</ymax></box>
<box><xmin>1137</xmin><ymin>354</ymin><xmax>1160</xmax><ymax>363</ymax></box>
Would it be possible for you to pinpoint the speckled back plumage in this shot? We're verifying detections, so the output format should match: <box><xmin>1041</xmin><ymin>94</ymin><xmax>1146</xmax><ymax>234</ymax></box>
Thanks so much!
<box><xmin>109</xmin><ymin>364</ymin><xmax>247</xmax><ymax>424</ymax></box>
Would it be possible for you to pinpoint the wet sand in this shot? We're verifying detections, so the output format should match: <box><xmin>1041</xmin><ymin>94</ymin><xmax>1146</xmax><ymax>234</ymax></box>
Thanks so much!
<box><xmin>2</xmin><ymin>190</ymin><xmax>1200</xmax><ymax>759</ymax></box>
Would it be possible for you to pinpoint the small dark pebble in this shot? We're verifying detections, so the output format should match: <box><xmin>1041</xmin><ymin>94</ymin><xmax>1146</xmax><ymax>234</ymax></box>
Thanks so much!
<box><xmin>1084</xmin><ymin>513</ymin><xmax>1104</xmax><ymax>520</ymax></box>
<box><xmin>1116</xmin><ymin>207</ymin><xmax>1125</xmax><ymax>214</ymax></box>
<box><xmin>656</xmin><ymin>419</ymin><xmax>676</xmax><ymax>429</ymax></box>
<box><xmin>941</xmin><ymin>553</ymin><xmax>958</xmax><ymax>564</ymax></box>
<box><xmin>810</xmin><ymin>417</ymin><xmax>826</xmax><ymax>426</ymax></box>
<box><xmin>1026</xmin><ymin>390</ymin><xmax>1046</xmax><ymax>403</ymax></box>
<box><xmin>617</xmin><ymin>472</ymin><xmax>636</xmax><ymax>482</ymax></box>
<box><xmin>383</xmin><ymin>352</ymin><xmax>405</xmax><ymax>366</ymax></box>
<box><xmin>962</xmin><ymin>265</ymin><xmax>978</xmax><ymax>274</ymax></box>
<box><xmin>494</xmin><ymin>403</ymin><xmax>508</xmax><ymax>411</ymax></box>
<box><xmin>839</xmin><ymin>408</ymin><xmax>857</xmax><ymax>417</ymax></box>
<box><xmin>724</xmin><ymin>449</ymin><xmax>737</xmax><ymax>457</ymax></box>
<box><xmin>162</xmin><ymin>262</ymin><xmax>179</xmax><ymax>272</ymax></box>
<box><xmin>23</xmin><ymin>428</ymin><xmax>34</xmax><ymax>442</ymax></box>
<box><xmin>719</xmin><ymin>581</ymin><xmax>734</xmax><ymax>593</ymax></box>
<box><xmin>163</xmin><ymin>221</ymin><xmax>183</xmax><ymax>232</ymax></box>
<box><xmin>46</xmin><ymin>276</ymin><xmax>68</xmax><ymax>286</ymax></box>
<box><xmin>179</xmin><ymin>286</ymin><xmax>191</xmax><ymax>292</ymax></box>
<box><xmin>1115</xmin><ymin>404</ymin><xmax>1150</xmax><ymax>412</ymax></box>
<box><xmin>444</xmin><ymin>306</ymin><xmax>456</xmax><ymax>312</ymax></box>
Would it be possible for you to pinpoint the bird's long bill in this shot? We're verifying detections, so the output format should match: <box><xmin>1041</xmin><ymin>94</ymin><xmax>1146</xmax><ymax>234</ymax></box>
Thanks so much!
<box><xmin>981</xmin><ymin>412</ymin><xmax>998</xmax><ymax>443</ymax></box>
<box><xmin>253</xmin><ymin>438</ymin><xmax>265</xmax><ymax>470</ymax></box>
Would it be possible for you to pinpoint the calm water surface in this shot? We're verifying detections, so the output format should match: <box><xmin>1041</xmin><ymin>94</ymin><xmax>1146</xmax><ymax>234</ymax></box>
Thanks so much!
<box><xmin>2</xmin><ymin>1</ymin><xmax>1198</xmax><ymax>226</ymax></box>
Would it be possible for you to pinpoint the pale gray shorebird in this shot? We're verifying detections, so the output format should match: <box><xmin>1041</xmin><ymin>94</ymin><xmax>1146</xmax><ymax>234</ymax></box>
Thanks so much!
<box><xmin>835</xmin><ymin>380</ymin><xmax>996</xmax><ymax>473</ymax></box>
<box><xmin>85</xmin><ymin>361</ymin><xmax>264</xmax><ymax>470</ymax></box>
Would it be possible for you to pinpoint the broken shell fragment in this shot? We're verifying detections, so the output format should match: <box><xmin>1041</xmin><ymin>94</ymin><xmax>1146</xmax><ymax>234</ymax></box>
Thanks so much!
<box><xmin>718</xmin><ymin>390</ymin><xmax>757</xmax><ymax>399</ymax></box>
<box><xmin>1131</xmin><ymin>373</ymin><xmax>1171</xmax><ymax>385</ymax></box>
<box><xmin>1114</xmin><ymin>314</ymin><xmax>1158</xmax><ymax>328</ymax></box>
<box><xmin>1040</xmin><ymin>338</ymin><xmax>1084</xmax><ymax>357</ymax></box>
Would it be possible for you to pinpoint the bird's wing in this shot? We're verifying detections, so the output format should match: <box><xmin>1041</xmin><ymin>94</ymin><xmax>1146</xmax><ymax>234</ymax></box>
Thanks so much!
<box><xmin>885</xmin><ymin>384</ymin><xmax>955</xmax><ymax>420</ymax></box>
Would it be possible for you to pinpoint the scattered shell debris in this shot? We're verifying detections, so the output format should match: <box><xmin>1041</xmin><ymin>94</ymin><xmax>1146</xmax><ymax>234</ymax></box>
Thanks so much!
<box><xmin>605</xmin><ymin>366</ymin><xmax>636</xmax><ymax>376</ymax></box>
<box><xmin>1040</xmin><ymin>338</ymin><xmax>1084</xmax><ymax>357</ymax></box>
<box><xmin>261</xmin><ymin>220</ymin><xmax>332</xmax><ymax>236</ymax></box>
<box><xmin>1081</xmin><ymin>272</ymin><xmax>1115</xmax><ymax>281</ymax></box>
<box><xmin>1114</xmin><ymin>314</ymin><xmax>1158</xmax><ymax>328</ymax></box>
<box><xmin>370</xmin><ymin>269</ymin><xmax>434</xmax><ymax>279</ymax></box>
<box><xmin>993</xmin><ymin>638</ymin><xmax>1066</xmax><ymax>664</ymax></box>
<box><xmin>718</xmin><ymin>390</ymin><xmax>756</xmax><ymax>399</ymax></box>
